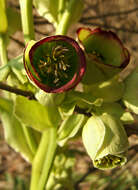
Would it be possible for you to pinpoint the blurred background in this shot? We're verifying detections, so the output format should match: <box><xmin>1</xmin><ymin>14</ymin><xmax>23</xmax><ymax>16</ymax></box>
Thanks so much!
<box><xmin>0</xmin><ymin>0</ymin><xmax>138</xmax><ymax>189</ymax></box>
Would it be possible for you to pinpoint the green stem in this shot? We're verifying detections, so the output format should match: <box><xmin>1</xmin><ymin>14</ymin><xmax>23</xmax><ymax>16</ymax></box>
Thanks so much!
<box><xmin>58</xmin><ymin>0</ymin><xmax>65</xmax><ymax>21</ymax></box>
<box><xmin>56</xmin><ymin>0</ymin><xmax>77</xmax><ymax>35</ymax></box>
<box><xmin>19</xmin><ymin>0</ymin><xmax>35</xmax><ymax>44</ymax></box>
<box><xmin>0</xmin><ymin>34</ymin><xmax>8</xmax><ymax>65</ymax></box>
<box><xmin>22</xmin><ymin>125</ymin><xmax>38</xmax><ymax>155</ymax></box>
<box><xmin>0</xmin><ymin>34</ymin><xmax>10</xmax><ymax>80</ymax></box>
<box><xmin>30</xmin><ymin>127</ymin><xmax>57</xmax><ymax>190</ymax></box>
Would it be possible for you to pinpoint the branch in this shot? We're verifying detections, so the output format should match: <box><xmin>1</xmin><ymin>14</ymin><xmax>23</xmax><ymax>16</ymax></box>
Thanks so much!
<box><xmin>74</xmin><ymin>167</ymin><xmax>97</xmax><ymax>190</ymax></box>
<box><xmin>10</xmin><ymin>36</ymin><xmax>25</xmax><ymax>47</ymax></box>
<box><xmin>0</xmin><ymin>82</ymin><xmax>36</xmax><ymax>100</ymax></box>
<box><xmin>81</xmin><ymin>7</ymin><xmax>138</xmax><ymax>22</ymax></box>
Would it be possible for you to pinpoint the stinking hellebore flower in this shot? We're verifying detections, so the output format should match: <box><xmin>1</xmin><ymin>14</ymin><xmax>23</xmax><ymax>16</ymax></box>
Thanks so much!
<box><xmin>24</xmin><ymin>35</ymin><xmax>86</xmax><ymax>93</ymax></box>
<box><xmin>77</xmin><ymin>27</ymin><xmax>130</xmax><ymax>79</ymax></box>
<box><xmin>82</xmin><ymin>113</ymin><xmax>129</xmax><ymax>170</ymax></box>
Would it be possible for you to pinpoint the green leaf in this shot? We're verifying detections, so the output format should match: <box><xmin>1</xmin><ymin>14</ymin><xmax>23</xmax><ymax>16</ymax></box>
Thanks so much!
<box><xmin>58</xmin><ymin>114</ymin><xmax>86</xmax><ymax>146</ymax></box>
<box><xmin>95</xmin><ymin>102</ymin><xmax>134</xmax><ymax>124</ymax></box>
<box><xmin>0</xmin><ymin>97</ymin><xmax>33</xmax><ymax>162</ymax></box>
<box><xmin>123</xmin><ymin>67</ymin><xmax>138</xmax><ymax>114</ymax></box>
<box><xmin>14</xmin><ymin>96</ymin><xmax>60</xmax><ymax>132</ymax></box>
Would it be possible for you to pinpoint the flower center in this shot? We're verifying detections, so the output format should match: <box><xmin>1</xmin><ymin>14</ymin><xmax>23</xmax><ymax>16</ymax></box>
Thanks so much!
<box><xmin>95</xmin><ymin>154</ymin><xmax>123</xmax><ymax>168</ymax></box>
<box><xmin>38</xmin><ymin>45</ymin><xmax>70</xmax><ymax>86</ymax></box>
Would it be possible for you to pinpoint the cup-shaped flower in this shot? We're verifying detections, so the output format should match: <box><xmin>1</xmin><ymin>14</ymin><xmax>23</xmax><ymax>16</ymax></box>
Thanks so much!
<box><xmin>23</xmin><ymin>35</ymin><xmax>86</xmax><ymax>93</ymax></box>
<box><xmin>77</xmin><ymin>27</ymin><xmax>130</xmax><ymax>80</ymax></box>
<box><xmin>82</xmin><ymin>113</ymin><xmax>129</xmax><ymax>170</ymax></box>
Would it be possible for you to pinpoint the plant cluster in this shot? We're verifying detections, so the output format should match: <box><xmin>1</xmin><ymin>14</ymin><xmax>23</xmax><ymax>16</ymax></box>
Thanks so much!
<box><xmin>0</xmin><ymin>0</ymin><xmax>138</xmax><ymax>190</ymax></box>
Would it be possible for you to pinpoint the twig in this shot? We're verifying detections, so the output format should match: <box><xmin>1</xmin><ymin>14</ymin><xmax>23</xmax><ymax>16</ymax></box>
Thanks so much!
<box><xmin>10</xmin><ymin>36</ymin><xmax>25</xmax><ymax>47</ymax></box>
<box><xmin>34</xmin><ymin>20</ymin><xmax>52</xmax><ymax>25</ymax></box>
<box><xmin>81</xmin><ymin>7</ymin><xmax>138</xmax><ymax>22</ymax></box>
<box><xmin>74</xmin><ymin>167</ymin><xmax>97</xmax><ymax>190</ymax></box>
<box><xmin>0</xmin><ymin>82</ymin><xmax>36</xmax><ymax>100</ymax></box>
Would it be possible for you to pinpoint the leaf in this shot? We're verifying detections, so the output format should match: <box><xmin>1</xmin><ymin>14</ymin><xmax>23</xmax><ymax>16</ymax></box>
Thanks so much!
<box><xmin>0</xmin><ymin>97</ymin><xmax>33</xmax><ymax>162</ymax></box>
<box><xmin>58</xmin><ymin>114</ymin><xmax>86</xmax><ymax>146</ymax></box>
<box><xmin>14</xmin><ymin>96</ymin><xmax>61</xmax><ymax>132</ymax></box>
<box><xmin>123</xmin><ymin>67</ymin><xmax>138</xmax><ymax>114</ymax></box>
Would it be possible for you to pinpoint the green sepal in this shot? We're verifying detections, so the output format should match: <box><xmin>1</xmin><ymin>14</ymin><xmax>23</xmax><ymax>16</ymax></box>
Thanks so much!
<box><xmin>58</xmin><ymin>113</ymin><xmax>86</xmax><ymax>146</ymax></box>
<box><xmin>82</xmin><ymin>56</ymin><xmax>106</xmax><ymax>85</ymax></box>
<box><xmin>33</xmin><ymin>0</ymin><xmax>59</xmax><ymax>26</ymax></box>
<box><xmin>82</xmin><ymin>31</ymin><xmax>126</xmax><ymax>67</ymax></box>
<box><xmin>0</xmin><ymin>97</ymin><xmax>34</xmax><ymax>162</ymax></box>
<box><xmin>33</xmin><ymin>0</ymin><xmax>84</xmax><ymax>28</ymax></box>
<box><xmin>95</xmin><ymin>102</ymin><xmax>134</xmax><ymax>124</ymax></box>
<box><xmin>83</xmin><ymin>76</ymin><xmax>125</xmax><ymax>103</ymax></box>
<box><xmin>123</xmin><ymin>67</ymin><xmax>138</xmax><ymax>114</ymax></box>
<box><xmin>82</xmin><ymin>113</ymin><xmax>129</xmax><ymax>170</ymax></box>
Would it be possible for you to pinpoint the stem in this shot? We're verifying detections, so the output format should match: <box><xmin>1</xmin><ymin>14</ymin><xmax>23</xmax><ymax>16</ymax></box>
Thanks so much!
<box><xmin>58</xmin><ymin>0</ymin><xmax>65</xmax><ymax>21</ymax></box>
<box><xmin>19</xmin><ymin>0</ymin><xmax>35</xmax><ymax>44</ymax></box>
<box><xmin>30</xmin><ymin>127</ymin><xmax>57</xmax><ymax>190</ymax></box>
<box><xmin>0</xmin><ymin>34</ymin><xmax>10</xmax><ymax>80</ymax></box>
<box><xmin>0</xmin><ymin>34</ymin><xmax>8</xmax><ymax>65</ymax></box>
<box><xmin>22</xmin><ymin>125</ymin><xmax>38</xmax><ymax>155</ymax></box>
<box><xmin>56</xmin><ymin>0</ymin><xmax>77</xmax><ymax>35</ymax></box>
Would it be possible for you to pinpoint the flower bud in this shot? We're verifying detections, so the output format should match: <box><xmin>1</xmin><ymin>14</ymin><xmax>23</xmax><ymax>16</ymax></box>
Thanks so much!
<box><xmin>24</xmin><ymin>35</ymin><xmax>86</xmax><ymax>93</ymax></box>
<box><xmin>82</xmin><ymin>113</ymin><xmax>129</xmax><ymax>170</ymax></box>
<box><xmin>77</xmin><ymin>27</ymin><xmax>130</xmax><ymax>79</ymax></box>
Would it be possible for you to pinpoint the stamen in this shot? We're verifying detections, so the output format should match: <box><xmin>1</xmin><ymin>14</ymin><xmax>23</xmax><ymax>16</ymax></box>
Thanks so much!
<box><xmin>38</xmin><ymin>45</ymin><xmax>70</xmax><ymax>86</ymax></box>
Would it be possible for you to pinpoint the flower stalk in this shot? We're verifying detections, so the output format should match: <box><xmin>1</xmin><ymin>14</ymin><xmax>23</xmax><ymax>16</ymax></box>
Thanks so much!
<box><xmin>19</xmin><ymin>0</ymin><xmax>35</xmax><ymax>44</ymax></box>
<box><xmin>30</xmin><ymin>127</ymin><xmax>57</xmax><ymax>190</ymax></box>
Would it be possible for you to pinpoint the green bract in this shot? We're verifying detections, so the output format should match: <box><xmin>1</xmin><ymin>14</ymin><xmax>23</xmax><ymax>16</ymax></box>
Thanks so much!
<box><xmin>33</xmin><ymin>0</ymin><xmax>84</xmax><ymax>28</ymax></box>
<box><xmin>82</xmin><ymin>113</ymin><xmax>129</xmax><ymax>170</ymax></box>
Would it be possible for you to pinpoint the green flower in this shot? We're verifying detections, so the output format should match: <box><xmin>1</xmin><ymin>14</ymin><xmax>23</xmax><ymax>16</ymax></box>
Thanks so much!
<box><xmin>82</xmin><ymin>113</ymin><xmax>129</xmax><ymax>170</ymax></box>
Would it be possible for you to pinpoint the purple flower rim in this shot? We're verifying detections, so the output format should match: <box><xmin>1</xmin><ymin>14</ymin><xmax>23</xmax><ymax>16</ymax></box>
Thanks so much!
<box><xmin>24</xmin><ymin>35</ymin><xmax>86</xmax><ymax>93</ymax></box>
<box><xmin>77</xmin><ymin>27</ymin><xmax>130</xmax><ymax>69</ymax></box>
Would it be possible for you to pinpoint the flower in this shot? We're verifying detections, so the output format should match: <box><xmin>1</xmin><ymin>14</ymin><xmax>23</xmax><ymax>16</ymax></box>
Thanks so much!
<box><xmin>82</xmin><ymin>113</ymin><xmax>129</xmax><ymax>170</ymax></box>
<box><xmin>77</xmin><ymin>27</ymin><xmax>130</xmax><ymax>80</ymax></box>
<box><xmin>23</xmin><ymin>35</ymin><xmax>86</xmax><ymax>93</ymax></box>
